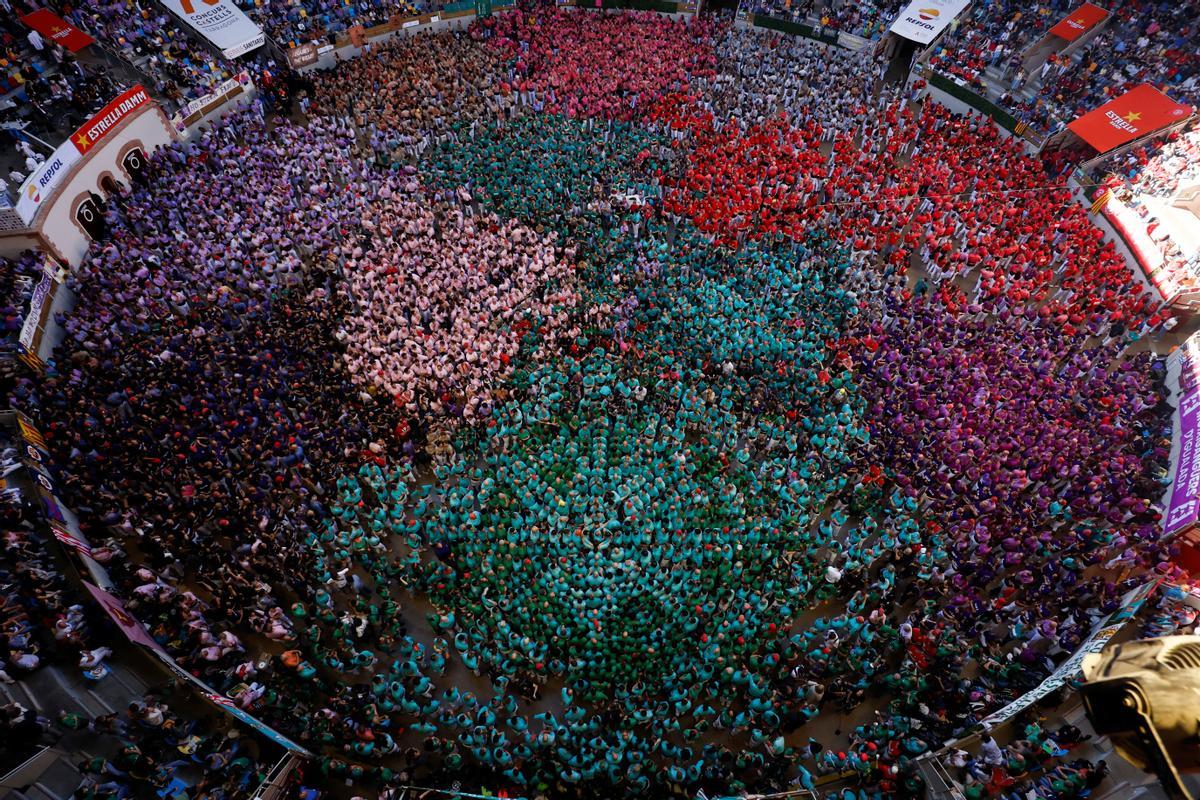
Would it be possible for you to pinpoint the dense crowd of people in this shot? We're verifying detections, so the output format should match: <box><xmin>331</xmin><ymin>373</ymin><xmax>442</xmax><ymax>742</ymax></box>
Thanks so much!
<box><xmin>0</xmin><ymin>418</ymin><xmax>281</xmax><ymax>799</ymax></box>
<box><xmin>0</xmin><ymin>5</ymin><xmax>1187</xmax><ymax>799</ymax></box>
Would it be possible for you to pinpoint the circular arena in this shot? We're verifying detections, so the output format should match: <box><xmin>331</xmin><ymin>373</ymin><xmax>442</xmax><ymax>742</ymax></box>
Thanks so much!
<box><xmin>1</xmin><ymin>1</ymin><xmax>1199</xmax><ymax>799</ymax></box>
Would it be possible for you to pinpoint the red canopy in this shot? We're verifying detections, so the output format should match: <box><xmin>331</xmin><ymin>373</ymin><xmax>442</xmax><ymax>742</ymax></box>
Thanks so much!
<box><xmin>20</xmin><ymin>9</ymin><xmax>94</xmax><ymax>53</ymax></box>
<box><xmin>1068</xmin><ymin>83</ymin><xmax>1192</xmax><ymax>153</ymax></box>
<box><xmin>1048</xmin><ymin>2</ymin><xmax>1108</xmax><ymax>42</ymax></box>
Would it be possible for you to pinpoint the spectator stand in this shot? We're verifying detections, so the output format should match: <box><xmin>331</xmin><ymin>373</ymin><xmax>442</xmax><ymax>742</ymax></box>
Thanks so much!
<box><xmin>0</xmin><ymin>26</ymin><xmax>144</xmax><ymax>193</ymax></box>
<box><xmin>1014</xmin><ymin>2</ymin><xmax>1109</xmax><ymax>78</ymax></box>
<box><xmin>732</xmin><ymin>1</ymin><xmax>876</xmax><ymax>51</ymax></box>
<box><xmin>736</xmin><ymin>0</ymin><xmax>903</xmax><ymax>42</ymax></box>
<box><xmin>905</xmin><ymin>62</ymin><xmax>1041</xmax><ymax>155</ymax></box>
<box><xmin>287</xmin><ymin>5</ymin><xmax>492</xmax><ymax>72</ymax></box>
<box><xmin>903</xmin><ymin>18</ymin><xmax>1053</xmax><ymax>150</ymax></box>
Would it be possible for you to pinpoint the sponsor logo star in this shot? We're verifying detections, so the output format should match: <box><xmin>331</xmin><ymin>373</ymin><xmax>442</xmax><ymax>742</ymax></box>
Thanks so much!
<box><xmin>1122</xmin><ymin>111</ymin><xmax>1142</xmax><ymax>123</ymax></box>
<box><xmin>75</xmin><ymin>133</ymin><xmax>91</xmax><ymax>150</ymax></box>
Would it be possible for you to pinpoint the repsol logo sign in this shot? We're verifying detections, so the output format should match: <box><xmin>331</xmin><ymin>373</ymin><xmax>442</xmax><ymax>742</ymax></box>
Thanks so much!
<box><xmin>38</xmin><ymin>158</ymin><xmax>65</xmax><ymax>187</ymax></box>
<box><xmin>902</xmin><ymin>14</ymin><xmax>937</xmax><ymax>29</ymax></box>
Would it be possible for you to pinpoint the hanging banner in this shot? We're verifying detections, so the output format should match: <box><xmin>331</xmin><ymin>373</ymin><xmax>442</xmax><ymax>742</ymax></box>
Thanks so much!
<box><xmin>20</xmin><ymin>9</ymin><xmax>95</xmax><ymax>52</ymax></box>
<box><xmin>156</xmin><ymin>0</ymin><xmax>265</xmax><ymax>58</ymax></box>
<box><xmin>889</xmin><ymin>0</ymin><xmax>970</xmax><ymax>44</ymax></box>
<box><xmin>52</xmin><ymin>526</ymin><xmax>94</xmax><ymax>559</ymax></box>
<box><xmin>1068</xmin><ymin>83</ymin><xmax>1193</xmax><ymax>154</ymax></box>
<box><xmin>976</xmin><ymin>581</ymin><xmax>1159</xmax><ymax>728</ymax></box>
<box><xmin>200</xmin><ymin>691</ymin><xmax>312</xmax><ymax>753</ymax></box>
<box><xmin>286</xmin><ymin>42</ymin><xmax>319</xmax><ymax>69</ymax></box>
<box><xmin>18</xmin><ymin>268</ymin><xmax>55</xmax><ymax>352</ymax></box>
<box><xmin>1173</xmin><ymin>331</ymin><xmax>1200</xmax><ymax>394</ymax></box>
<box><xmin>16</xmin><ymin>413</ymin><xmax>47</xmax><ymax>451</ymax></box>
<box><xmin>14</xmin><ymin>141</ymin><xmax>81</xmax><ymax>225</ymax></box>
<box><xmin>1167</xmin><ymin>390</ymin><xmax>1200</xmax><ymax>535</ymax></box>
<box><xmin>172</xmin><ymin>72</ymin><xmax>251</xmax><ymax>127</ymax></box>
<box><xmin>84</xmin><ymin>581</ymin><xmax>171</xmax><ymax>654</ymax></box>
<box><xmin>1047</xmin><ymin>2</ymin><xmax>1108</xmax><ymax>42</ymax></box>
<box><xmin>71</xmin><ymin>85</ymin><xmax>153</xmax><ymax>155</ymax></box>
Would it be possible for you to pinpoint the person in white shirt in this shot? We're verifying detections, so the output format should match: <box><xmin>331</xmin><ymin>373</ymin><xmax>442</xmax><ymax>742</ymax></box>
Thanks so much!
<box><xmin>26</xmin><ymin>29</ymin><xmax>45</xmax><ymax>52</ymax></box>
<box><xmin>980</xmin><ymin>733</ymin><xmax>1006</xmax><ymax>766</ymax></box>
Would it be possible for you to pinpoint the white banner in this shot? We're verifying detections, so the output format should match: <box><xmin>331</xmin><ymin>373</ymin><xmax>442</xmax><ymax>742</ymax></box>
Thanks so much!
<box><xmin>889</xmin><ymin>0</ymin><xmax>970</xmax><ymax>44</ymax></box>
<box><xmin>18</xmin><ymin>267</ymin><xmax>55</xmax><ymax>351</ymax></box>
<box><xmin>157</xmin><ymin>0</ymin><xmax>264</xmax><ymax>58</ymax></box>
<box><xmin>171</xmin><ymin>72</ymin><xmax>253</xmax><ymax>131</ymax></box>
<box><xmin>15</xmin><ymin>142</ymin><xmax>81</xmax><ymax>225</ymax></box>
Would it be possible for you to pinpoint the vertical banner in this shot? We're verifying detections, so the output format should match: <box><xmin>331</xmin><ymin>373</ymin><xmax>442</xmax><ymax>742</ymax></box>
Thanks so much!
<box><xmin>1167</xmin><ymin>390</ymin><xmax>1200</xmax><ymax>536</ymax></box>
<box><xmin>1179</xmin><ymin>334</ymin><xmax>1200</xmax><ymax>393</ymax></box>
<box><xmin>888</xmin><ymin>0</ymin><xmax>970</xmax><ymax>44</ymax></box>
<box><xmin>19</xmin><ymin>268</ymin><xmax>55</xmax><ymax>352</ymax></box>
<box><xmin>156</xmin><ymin>0</ymin><xmax>265</xmax><ymax>58</ymax></box>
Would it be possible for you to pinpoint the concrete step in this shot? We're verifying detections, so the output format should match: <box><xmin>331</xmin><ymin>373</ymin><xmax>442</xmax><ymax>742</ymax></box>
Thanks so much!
<box><xmin>15</xmin><ymin>786</ymin><xmax>55</xmax><ymax>800</ymax></box>
<box><xmin>31</xmin><ymin>757</ymin><xmax>82</xmax><ymax>800</ymax></box>
<box><xmin>0</xmin><ymin>679</ymin><xmax>39</xmax><ymax>713</ymax></box>
<box><xmin>85</xmin><ymin>671</ymin><xmax>140</xmax><ymax>714</ymax></box>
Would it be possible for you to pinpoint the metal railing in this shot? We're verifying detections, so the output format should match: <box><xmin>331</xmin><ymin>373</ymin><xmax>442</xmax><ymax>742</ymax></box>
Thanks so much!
<box><xmin>249</xmin><ymin>753</ymin><xmax>302</xmax><ymax>800</ymax></box>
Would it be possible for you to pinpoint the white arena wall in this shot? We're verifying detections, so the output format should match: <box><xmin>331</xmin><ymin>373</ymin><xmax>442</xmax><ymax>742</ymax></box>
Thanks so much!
<box><xmin>0</xmin><ymin>102</ymin><xmax>175</xmax><ymax>267</ymax></box>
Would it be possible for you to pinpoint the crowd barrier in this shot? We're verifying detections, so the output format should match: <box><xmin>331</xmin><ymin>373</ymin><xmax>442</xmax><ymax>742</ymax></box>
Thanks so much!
<box><xmin>600</xmin><ymin>0</ymin><xmax>686</xmax><ymax>12</ymax></box>
<box><xmin>169</xmin><ymin>70</ymin><xmax>256</xmax><ymax>134</ymax></box>
<box><xmin>925</xmin><ymin>71</ymin><xmax>1019</xmax><ymax>134</ymax></box>
<box><xmin>749</xmin><ymin>14</ymin><xmax>840</xmax><ymax>46</ymax></box>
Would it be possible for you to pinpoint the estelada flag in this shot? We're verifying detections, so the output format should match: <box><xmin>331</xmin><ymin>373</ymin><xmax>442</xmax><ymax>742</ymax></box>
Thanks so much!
<box><xmin>1048</xmin><ymin>2</ymin><xmax>1108</xmax><ymax>42</ymax></box>
<box><xmin>20</xmin><ymin>9</ymin><xmax>95</xmax><ymax>53</ymax></box>
<box><xmin>1068</xmin><ymin>83</ymin><xmax>1192</xmax><ymax>153</ymax></box>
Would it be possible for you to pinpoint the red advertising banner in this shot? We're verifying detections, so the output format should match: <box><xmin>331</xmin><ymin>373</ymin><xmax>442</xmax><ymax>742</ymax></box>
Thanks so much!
<box><xmin>1047</xmin><ymin>2</ymin><xmax>1108</xmax><ymax>42</ymax></box>
<box><xmin>70</xmin><ymin>85</ymin><xmax>152</xmax><ymax>155</ymax></box>
<box><xmin>20</xmin><ymin>9</ymin><xmax>95</xmax><ymax>53</ymax></box>
<box><xmin>1068</xmin><ymin>83</ymin><xmax>1192</xmax><ymax>153</ymax></box>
